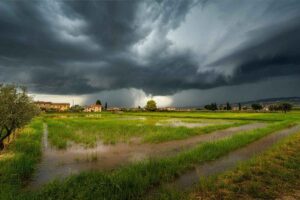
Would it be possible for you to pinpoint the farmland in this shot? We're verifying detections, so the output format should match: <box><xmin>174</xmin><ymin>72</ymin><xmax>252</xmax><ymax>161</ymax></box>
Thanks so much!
<box><xmin>1</xmin><ymin>111</ymin><xmax>300</xmax><ymax>200</ymax></box>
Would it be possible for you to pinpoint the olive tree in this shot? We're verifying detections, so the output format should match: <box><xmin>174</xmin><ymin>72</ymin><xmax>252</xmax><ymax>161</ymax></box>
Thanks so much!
<box><xmin>0</xmin><ymin>84</ymin><xmax>39</xmax><ymax>150</ymax></box>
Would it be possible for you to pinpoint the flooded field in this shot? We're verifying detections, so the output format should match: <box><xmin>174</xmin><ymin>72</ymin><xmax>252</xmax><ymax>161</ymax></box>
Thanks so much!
<box><xmin>174</xmin><ymin>124</ymin><xmax>300</xmax><ymax>189</ymax></box>
<box><xmin>3</xmin><ymin>111</ymin><xmax>300</xmax><ymax>200</ymax></box>
<box><xmin>30</xmin><ymin>122</ymin><xmax>266</xmax><ymax>187</ymax></box>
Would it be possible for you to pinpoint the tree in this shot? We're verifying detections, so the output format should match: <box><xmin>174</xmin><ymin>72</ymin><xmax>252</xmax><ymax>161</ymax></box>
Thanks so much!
<box><xmin>204</xmin><ymin>103</ymin><xmax>218</xmax><ymax>111</ymax></box>
<box><xmin>104</xmin><ymin>102</ymin><xmax>108</xmax><ymax>110</ymax></box>
<box><xmin>278</xmin><ymin>102</ymin><xmax>292</xmax><ymax>113</ymax></box>
<box><xmin>145</xmin><ymin>100</ymin><xmax>157</xmax><ymax>111</ymax></box>
<box><xmin>238</xmin><ymin>103</ymin><xmax>242</xmax><ymax>111</ymax></box>
<box><xmin>251</xmin><ymin>103</ymin><xmax>262</xmax><ymax>111</ymax></box>
<box><xmin>96</xmin><ymin>99</ymin><xmax>102</xmax><ymax>105</ymax></box>
<box><xmin>0</xmin><ymin>84</ymin><xmax>39</xmax><ymax>150</ymax></box>
<box><xmin>268</xmin><ymin>104</ymin><xmax>279</xmax><ymax>111</ymax></box>
<box><xmin>226</xmin><ymin>102</ymin><xmax>232</xmax><ymax>110</ymax></box>
<box><xmin>70</xmin><ymin>105</ymin><xmax>84</xmax><ymax>112</ymax></box>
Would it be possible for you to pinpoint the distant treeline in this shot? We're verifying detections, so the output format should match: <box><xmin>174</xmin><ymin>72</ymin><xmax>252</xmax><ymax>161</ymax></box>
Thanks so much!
<box><xmin>204</xmin><ymin>102</ymin><xmax>293</xmax><ymax>113</ymax></box>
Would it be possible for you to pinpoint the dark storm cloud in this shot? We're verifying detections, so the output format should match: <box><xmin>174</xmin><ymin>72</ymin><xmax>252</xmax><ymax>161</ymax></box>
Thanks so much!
<box><xmin>208</xmin><ymin>16</ymin><xmax>300</xmax><ymax>86</ymax></box>
<box><xmin>0</xmin><ymin>0</ymin><xmax>300</xmax><ymax>96</ymax></box>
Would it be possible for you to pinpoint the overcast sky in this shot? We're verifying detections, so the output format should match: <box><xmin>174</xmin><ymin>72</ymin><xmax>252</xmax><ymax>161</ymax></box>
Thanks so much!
<box><xmin>1</xmin><ymin>0</ymin><xmax>300</xmax><ymax>107</ymax></box>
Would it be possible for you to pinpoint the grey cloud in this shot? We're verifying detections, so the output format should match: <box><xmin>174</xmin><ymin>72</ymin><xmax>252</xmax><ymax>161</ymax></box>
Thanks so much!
<box><xmin>0</xmin><ymin>0</ymin><xmax>300</xmax><ymax>101</ymax></box>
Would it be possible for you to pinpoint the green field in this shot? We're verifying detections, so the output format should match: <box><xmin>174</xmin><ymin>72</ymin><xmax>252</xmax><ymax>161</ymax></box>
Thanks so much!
<box><xmin>45</xmin><ymin>113</ymin><xmax>246</xmax><ymax>148</ymax></box>
<box><xmin>1</xmin><ymin>111</ymin><xmax>300</xmax><ymax>200</ymax></box>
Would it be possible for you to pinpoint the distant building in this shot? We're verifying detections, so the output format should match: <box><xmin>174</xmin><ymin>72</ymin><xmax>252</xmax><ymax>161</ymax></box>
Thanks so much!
<box><xmin>263</xmin><ymin>106</ymin><xmax>269</xmax><ymax>111</ymax></box>
<box><xmin>84</xmin><ymin>104</ymin><xmax>102</xmax><ymax>112</ymax></box>
<box><xmin>35</xmin><ymin>101</ymin><xmax>70</xmax><ymax>111</ymax></box>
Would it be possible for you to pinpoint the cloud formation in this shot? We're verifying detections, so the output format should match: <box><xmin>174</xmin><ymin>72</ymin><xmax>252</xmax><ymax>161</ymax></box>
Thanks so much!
<box><xmin>0</xmin><ymin>0</ymin><xmax>300</xmax><ymax>104</ymax></box>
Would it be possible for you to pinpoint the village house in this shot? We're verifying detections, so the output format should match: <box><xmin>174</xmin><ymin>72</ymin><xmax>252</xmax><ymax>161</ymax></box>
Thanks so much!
<box><xmin>84</xmin><ymin>104</ymin><xmax>102</xmax><ymax>112</ymax></box>
<box><xmin>35</xmin><ymin>101</ymin><xmax>70</xmax><ymax>111</ymax></box>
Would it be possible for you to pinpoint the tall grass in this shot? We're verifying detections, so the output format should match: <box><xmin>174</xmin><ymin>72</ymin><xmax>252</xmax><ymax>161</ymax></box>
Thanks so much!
<box><xmin>46</xmin><ymin>117</ymin><xmax>244</xmax><ymax>148</ymax></box>
<box><xmin>31</xmin><ymin>120</ymin><xmax>294</xmax><ymax>200</ymax></box>
<box><xmin>0</xmin><ymin>119</ymin><xmax>43</xmax><ymax>200</ymax></box>
<box><xmin>143</xmin><ymin>121</ymin><xmax>248</xmax><ymax>143</ymax></box>
<box><xmin>192</xmin><ymin>130</ymin><xmax>300</xmax><ymax>199</ymax></box>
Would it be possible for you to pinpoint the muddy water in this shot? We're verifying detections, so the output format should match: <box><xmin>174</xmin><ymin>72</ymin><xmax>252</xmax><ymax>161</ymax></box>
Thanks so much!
<box><xmin>155</xmin><ymin>119</ymin><xmax>227</xmax><ymax>128</ymax></box>
<box><xmin>29</xmin><ymin>123</ymin><xmax>266</xmax><ymax>188</ymax></box>
<box><xmin>173</xmin><ymin>124</ymin><xmax>300</xmax><ymax>189</ymax></box>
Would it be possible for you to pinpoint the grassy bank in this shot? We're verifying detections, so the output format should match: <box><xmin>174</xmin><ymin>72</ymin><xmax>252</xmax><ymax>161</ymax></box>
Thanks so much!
<box><xmin>190</xmin><ymin>129</ymin><xmax>300</xmax><ymax>199</ymax></box>
<box><xmin>46</xmin><ymin>116</ymin><xmax>244</xmax><ymax>149</ymax></box>
<box><xmin>29</xmin><ymin>120</ymin><xmax>294</xmax><ymax>200</ymax></box>
<box><xmin>0</xmin><ymin>119</ymin><xmax>43</xmax><ymax>200</ymax></box>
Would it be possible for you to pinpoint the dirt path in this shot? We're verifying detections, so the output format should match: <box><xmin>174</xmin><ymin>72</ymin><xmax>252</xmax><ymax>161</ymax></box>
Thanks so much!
<box><xmin>29</xmin><ymin>122</ymin><xmax>266</xmax><ymax>188</ymax></box>
<box><xmin>277</xmin><ymin>190</ymin><xmax>300</xmax><ymax>200</ymax></box>
<box><xmin>172</xmin><ymin>125</ymin><xmax>300</xmax><ymax>190</ymax></box>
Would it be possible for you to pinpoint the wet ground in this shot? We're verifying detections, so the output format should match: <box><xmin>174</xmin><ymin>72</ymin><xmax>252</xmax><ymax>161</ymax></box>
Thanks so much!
<box><xmin>155</xmin><ymin>118</ymin><xmax>230</xmax><ymax>128</ymax></box>
<box><xmin>30</xmin><ymin>122</ymin><xmax>265</xmax><ymax>188</ymax></box>
<box><xmin>173</xmin><ymin>124</ymin><xmax>300</xmax><ymax>189</ymax></box>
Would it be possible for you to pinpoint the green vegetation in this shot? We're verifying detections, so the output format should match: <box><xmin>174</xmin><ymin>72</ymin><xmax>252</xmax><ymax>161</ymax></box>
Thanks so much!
<box><xmin>204</xmin><ymin>103</ymin><xmax>218</xmax><ymax>111</ymax></box>
<box><xmin>251</xmin><ymin>103</ymin><xmax>263</xmax><ymax>110</ymax></box>
<box><xmin>1</xmin><ymin>111</ymin><xmax>300</xmax><ymax>200</ymax></box>
<box><xmin>145</xmin><ymin>100</ymin><xmax>157</xmax><ymax>111</ymax></box>
<box><xmin>269</xmin><ymin>102</ymin><xmax>293</xmax><ymax>112</ymax></box>
<box><xmin>29</xmin><ymin>120</ymin><xmax>294</xmax><ymax>200</ymax></box>
<box><xmin>0</xmin><ymin>84</ymin><xmax>39</xmax><ymax>150</ymax></box>
<box><xmin>0</xmin><ymin>119</ymin><xmax>43</xmax><ymax>200</ymax></box>
<box><xmin>124</xmin><ymin>111</ymin><xmax>300</xmax><ymax>121</ymax></box>
<box><xmin>143</xmin><ymin>121</ymin><xmax>247</xmax><ymax>143</ymax></box>
<box><xmin>191</xmin><ymin>129</ymin><xmax>300</xmax><ymax>199</ymax></box>
<box><xmin>45</xmin><ymin>115</ymin><xmax>244</xmax><ymax>148</ymax></box>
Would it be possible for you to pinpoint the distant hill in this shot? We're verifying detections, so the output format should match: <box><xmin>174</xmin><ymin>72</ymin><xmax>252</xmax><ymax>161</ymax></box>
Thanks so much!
<box><xmin>238</xmin><ymin>97</ymin><xmax>300</xmax><ymax>106</ymax></box>
<box><xmin>174</xmin><ymin>97</ymin><xmax>300</xmax><ymax>109</ymax></box>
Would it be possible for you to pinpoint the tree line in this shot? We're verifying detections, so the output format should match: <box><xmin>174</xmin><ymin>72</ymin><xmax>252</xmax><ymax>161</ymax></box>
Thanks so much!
<box><xmin>204</xmin><ymin>102</ymin><xmax>293</xmax><ymax>112</ymax></box>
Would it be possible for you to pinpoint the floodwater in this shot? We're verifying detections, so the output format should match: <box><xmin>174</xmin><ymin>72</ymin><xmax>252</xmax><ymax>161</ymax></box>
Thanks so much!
<box><xmin>155</xmin><ymin>119</ymin><xmax>224</xmax><ymax>128</ymax></box>
<box><xmin>173</xmin><ymin>124</ymin><xmax>300</xmax><ymax>189</ymax></box>
<box><xmin>29</xmin><ymin>122</ymin><xmax>266</xmax><ymax>188</ymax></box>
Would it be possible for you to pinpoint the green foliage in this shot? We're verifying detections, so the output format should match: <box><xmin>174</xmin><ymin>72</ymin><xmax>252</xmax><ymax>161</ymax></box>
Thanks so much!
<box><xmin>31</xmin><ymin>121</ymin><xmax>294</xmax><ymax>200</ymax></box>
<box><xmin>269</xmin><ymin>102</ymin><xmax>293</xmax><ymax>113</ymax></box>
<box><xmin>0</xmin><ymin>119</ymin><xmax>43</xmax><ymax>200</ymax></box>
<box><xmin>204</xmin><ymin>103</ymin><xmax>218</xmax><ymax>111</ymax></box>
<box><xmin>145</xmin><ymin>100</ymin><xmax>157</xmax><ymax>111</ymax></box>
<box><xmin>0</xmin><ymin>84</ymin><xmax>39</xmax><ymax>149</ymax></box>
<box><xmin>143</xmin><ymin>121</ymin><xmax>247</xmax><ymax>143</ymax></box>
<box><xmin>238</xmin><ymin>103</ymin><xmax>242</xmax><ymax>111</ymax></box>
<box><xmin>95</xmin><ymin>100</ymin><xmax>102</xmax><ymax>105</ymax></box>
<box><xmin>69</xmin><ymin>105</ymin><xmax>84</xmax><ymax>112</ymax></box>
<box><xmin>45</xmin><ymin>115</ymin><xmax>242</xmax><ymax>148</ymax></box>
<box><xmin>226</xmin><ymin>102</ymin><xmax>232</xmax><ymax>110</ymax></box>
<box><xmin>194</xmin><ymin>128</ymin><xmax>300</xmax><ymax>199</ymax></box>
<box><xmin>251</xmin><ymin>103</ymin><xmax>263</xmax><ymax>110</ymax></box>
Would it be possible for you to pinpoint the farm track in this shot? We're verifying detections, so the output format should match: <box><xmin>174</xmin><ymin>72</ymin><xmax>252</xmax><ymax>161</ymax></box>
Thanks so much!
<box><xmin>30</xmin><ymin>122</ymin><xmax>266</xmax><ymax>188</ymax></box>
<box><xmin>166</xmin><ymin>124</ymin><xmax>300</xmax><ymax>191</ymax></box>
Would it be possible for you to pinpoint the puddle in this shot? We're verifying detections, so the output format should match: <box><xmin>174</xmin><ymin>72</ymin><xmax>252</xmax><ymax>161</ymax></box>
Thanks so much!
<box><xmin>29</xmin><ymin>123</ymin><xmax>266</xmax><ymax>188</ymax></box>
<box><xmin>173</xmin><ymin>125</ymin><xmax>300</xmax><ymax>189</ymax></box>
<box><xmin>156</xmin><ymin>119</ymin><xmax>231</xmax><ymax>128</ymax></box>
